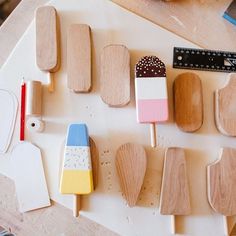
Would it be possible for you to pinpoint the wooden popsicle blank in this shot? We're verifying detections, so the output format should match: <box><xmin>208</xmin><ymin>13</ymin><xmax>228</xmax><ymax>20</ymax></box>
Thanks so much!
<box><xmin>174</xmin><ymin>72</ymin><xmax>203</xmax><ymax>132</ymax></box>
<box><xmin>215</xmin><ymin>73</ymin><xmax>236</xmax><ymax>136</ymax></box>
<box><xmin>115</xmin><ymin>143</ymin><xmax>147</xmax><ymax>207</ymax></box>
<box><xmin>100</xmin><ymin>45</ymin><xmax>130</xmax><ymax>107</ymax></box>
<box><xmin>160</xmin><ymin>147</ymin><xmax>191</xmax><ymax>215</ymax></box>
<box><xmin>67</xmin><ymin>24</ymin><xmax>91</xmax><ymax>92</ymax></box>
<box><xmin>207</xmin><ymin>148</ymin><xmax>236</xmax><ymax>216</ymax></box>
<box><xmin>36</xmin><ymin>6</ymin><xmax>60</xmax><ymax>72</ymax></box>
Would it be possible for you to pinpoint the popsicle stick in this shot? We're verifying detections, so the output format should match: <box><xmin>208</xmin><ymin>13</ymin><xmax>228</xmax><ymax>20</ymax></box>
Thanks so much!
<box><xmin>174</xmin><ymin>72</ymin><xmax>203</xmax><ymax>132</ymax></box>
<box><xmin>48</xmin><ymin>73</ymin><xmax>54</xmax><ymax>93</ymax></box>
<box><xmin>67</xmin><ymin>24</ymin><xmax>91</xmax><ymax>93</ymax></box>
<box><xmin>36</xmin><ymin>6</ymin><xmax>60</xmax><ymax>92</ymax></box>
<box><xmin>160</xmin><ymin>148</ymin><xmax>191</xmax><ymax>234</ymax></box>
<box><xmin>116</xmin><ymin>143</ymin><xmax>147</xmax><ymax>207</ymax></box>
<box><xmin>223</xmin><ymin>216</ymin><xmax>229</xmax><ymax>236</ymax></box>
<box><xmin>20</xmin><ymin>81</ymin><xmax>26</xmax><ymax>141</ymax></box>
<box><xmin>73</xmin><ymin>194</ymin><xmax>80</xmax><ymax>217</ymax></box>
<box><xmin>215</xmin><ymin>73</ymin><xmax>236</xmax><ymax>136</ymax></box>
<box><xmin>150</xmin><ymin>123</ymin><xmax>157</xmax><ymax>147</ymax></box>
<box><xmin>100</xmin><ymin>45</ymin><xmax>130</xmax><ymax>107</ymax></box>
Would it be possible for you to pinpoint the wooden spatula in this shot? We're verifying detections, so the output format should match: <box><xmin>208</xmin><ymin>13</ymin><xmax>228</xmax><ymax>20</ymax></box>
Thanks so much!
<box><xmin>174</xmin><ymin>72</ymin><xmax>203</xmax><ymax>132</ymax></box>
<box><xmin>208</xmin><ymin>147</ymin><xmax>236</xmax><ymax>235</ymax></box>
<box><xmin>67</xmin><ymin>24</ymin><xmax>91</xmax><ymax>93</ymax></box>
<box><xmin>116</xmin><ymin>143</ymin><xmax>147</xmax><ymax>207</ymax></box>
<box><xmin>160</xmin><ymin>147</ymin><xmax>191</xmax><ymax>234</ymax></box>
<box><xmin>215</xmin><ymin>73</ymin><xmax>236</xmax><ymax>136</ymax></box>
<box><xmin>36</xmin><ymin>6</ymin><xmax>60</xmax><ymax>92</ymax></box>
<box><xmin>100</xmin><ymin>44</ymin><xmax>130</xmax><ymax>107</ymax></box>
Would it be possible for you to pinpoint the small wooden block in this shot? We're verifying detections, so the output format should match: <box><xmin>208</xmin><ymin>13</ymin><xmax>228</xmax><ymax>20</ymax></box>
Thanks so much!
<box><xmin>100</xmin><ymin>45</ymin><xmax>130</xmax><ymax>107</ymax></box>
<box><xmin>208</xmin><ymin>148</ymin><xmax>236</xmax><ymax>216</ymax></box>
<box><xmin>174</xmin><ymin>72</ymin><xmax>203</xmax><ymax>132</ymax></box>
<box><xmin>215</xmin><ymin>73</ymin><xmax>236</xmax><ymax>136</ymax></box>
<box><xmin>36</xmin><ymin>6</ymin><xmax>60</xmax><ymax>72</ymax></box>
<box><xmin>160</xmin><ymin>147</ymin><xmax>191</xmax><ymax>215</ymax></box>
<box><xmin>116</xmin><ymin>143</ymin><xmax>147</xmax><ymax>207</ymax></box>
<box><xmin>67</xmin><ymin>24</ymin><xmax>91</xmax><ymax>92</ymax></box>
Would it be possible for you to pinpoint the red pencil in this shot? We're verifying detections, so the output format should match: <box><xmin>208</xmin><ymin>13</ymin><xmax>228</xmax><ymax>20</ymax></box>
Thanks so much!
<box><xmin>20</xmin><ymin>81</ymin><xmax>26</xmax><ymax>141</ymax></box>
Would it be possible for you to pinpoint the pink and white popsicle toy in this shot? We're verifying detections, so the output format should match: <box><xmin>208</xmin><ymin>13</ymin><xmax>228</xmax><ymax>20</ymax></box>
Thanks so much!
<box><xmin>135</xmin><ymin>56</ymin><xmax>168</xmax><ymax>147</ymax></box>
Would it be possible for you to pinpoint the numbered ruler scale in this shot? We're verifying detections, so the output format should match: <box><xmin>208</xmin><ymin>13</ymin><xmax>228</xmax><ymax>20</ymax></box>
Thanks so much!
<box><xmin>173</xmin><ymin>47</ymin><xmax>236</xmax><ymax>73</ymax></box>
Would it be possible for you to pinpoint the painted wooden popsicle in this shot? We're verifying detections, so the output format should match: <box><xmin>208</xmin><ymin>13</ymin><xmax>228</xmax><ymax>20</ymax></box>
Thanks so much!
<box><xmin>67</xmin><ymin>24</ymin><xmax>92</xmax><ymax>92</ymax></box>
<box><xmin>135</xmin><ymin>56</ymin><xmax>168</xmax><ymax>147</ymax></box>
<box><xmin>116</xmin><ymin>143</ymin><xmax>147</xmax><ymax>207</ymax></box>
<box><xmin>208</xmin><ymin>148</ymin><xmax>236</xmax><ymax>236</ymax></box>
<box><xmin>174</xmin><ymin>72</ymin><xmax>203</xmax><ymax>132</ymax></box>
<box><xmin>100</xmin><ymin>44</ymin><xmax>130</xmax><ymax>107</ymax></box>
<box><xmin>215</xmin><ymin>73</ymin><xmax>236</xmax><ymax>136</ymax></box>
<box><xmin>36</xmin><ymin>6</ymin><xmax>60</xmax><ymax>92</ymax></box>
<box><xmin>60</xmin><ymin>124</ymin><xmax>93</xmax><ymax>217</ymax></box>
<box><xmin>160</xmin><ymin>147</ymin><xmax>191</xmax><ymax>234</ymax></box>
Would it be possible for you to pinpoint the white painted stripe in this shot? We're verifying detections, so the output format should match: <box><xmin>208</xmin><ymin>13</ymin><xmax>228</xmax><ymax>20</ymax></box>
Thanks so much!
<box><xmin>135</xmin><ymin>77</ymin><xmax>168</xmax><ymax>99</ymax></box>
<box><xmin>63</xmin><ymin>146</ymin><xmax>91</xmax><ymax>170</ymax></box>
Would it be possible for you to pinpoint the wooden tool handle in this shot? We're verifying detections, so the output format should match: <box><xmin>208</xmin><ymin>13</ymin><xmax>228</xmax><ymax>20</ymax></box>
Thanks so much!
<box><xmin>150</xmin><ymin>123</ymin><xmax>157</xmax><ymax>147</ymax></box>
<box><xmin>73</xmin><ymin>194</ymin><xmax>81</xmax><ymax>217</ymax></box>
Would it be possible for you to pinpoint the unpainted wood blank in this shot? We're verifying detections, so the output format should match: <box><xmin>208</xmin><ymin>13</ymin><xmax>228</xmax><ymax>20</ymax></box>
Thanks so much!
<box><xmin>36</xmin><ymin>6</ymin><xmax>60</xmax><ymax>72</ymax></box>
<box><xmin>160</xmin><ymin>147</ymin><xmax>191</xmax><ymax>215</ymax></box>
<box><xmin>67</xmin><ymin>24</ymin><xmax>91</xmax><ymax>92</ymax></box>
<box><xmin>100</xmin><ymin>45</ymin><xmax>130</xmax><ymax>107</ymax></box>
<box><xmin>116</xmin><ymin>143</ymin><xmax>147</xmax><ymax>207</ymax></box>
<box><xmin>215</xmin><ymin>73</ymin><xmax>236</xmax><ymax>136</ymax></box>
<box><xmin>174</xmin><ymin>72</ymin><xmax>203</xmax><ymax>132</ymax></box>
<box><xmin>207</xmin><ymin>147</ymin><xmax>236</xmax><ymax>216</ymax></box>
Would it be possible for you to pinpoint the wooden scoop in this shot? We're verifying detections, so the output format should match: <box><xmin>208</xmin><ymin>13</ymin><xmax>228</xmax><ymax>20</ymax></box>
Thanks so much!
<box><xmin>208</xmin><ymin>148</ymin><xmax>236</xmax><ymax>235</ymax></box>
<box><xmin>174</xmin><ymin>72</ymin><xmax>203</xmax><ymax>132</ymax></box>
<box><xmin>116</xmin><ymin>143</ymin><xmax>147</xmax><ymax>207</ymax></box>
<box><xmin>36</xmin><ymin>6</ymin><xmax>60</xmax><ymax>92</ymax></box>
<box><xmin>67</xmin><ymin>24</ymin><xmax>92</xmax><ymax>93</ymax></box>
<box><xmin>160</xmin><ymin>147</ymin><xmax>191</xmax><ymax>234</ymax></box>
<box><xmin>215</xmin><ymin>73</ymin><xmax>236</xmax><ymax>136</ymax></box>
<box><xmin>100</xmin><ymin>45</ymin><xmax>130</xmax><ymax>107</ymax></box>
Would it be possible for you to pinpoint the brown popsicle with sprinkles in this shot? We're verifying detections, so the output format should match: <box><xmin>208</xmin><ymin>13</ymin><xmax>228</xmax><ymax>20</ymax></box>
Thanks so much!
<box><xmin>135</xmin><ymin>56</ymin><xmax>168</xmax><ymax>147</ymax></box>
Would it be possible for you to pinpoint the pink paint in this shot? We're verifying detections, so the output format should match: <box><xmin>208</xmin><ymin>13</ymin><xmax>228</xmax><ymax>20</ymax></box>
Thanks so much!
<box><xmin>137</xmin><ymin>99</ymin><xmax>168</xmax><ymax>123</ymax></box>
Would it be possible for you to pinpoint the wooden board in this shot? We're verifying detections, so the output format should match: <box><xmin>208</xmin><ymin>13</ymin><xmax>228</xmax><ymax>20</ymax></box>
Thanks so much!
<box><xmin>111</xmin><ymin>0</ymin><xmax>236</xmax><ymax>51</ymax></box>
<box><xmin>215</xmin><ymin>73</ymin><xmax>236</xmax><ymax>136</ymax></box>
<box><xmin>67</xmin><ymin>24</ymin><xmax>91</xmax><ymax>93</ymax></box>
<box><xmin>115</xmin><ymin>143</ymin><xmax>147</xmax><ymax>207</ymax></box>
<box><xmin>100</xmin><ymin>45</ymin><xmax>130</xmax><ymax>107</ymax></box>
<box><xmin>36</xmin><ymin>6</ymin><xmax>60</xmax><ymax>72</ymax></box>
<box><xmin>174</xmin><ymin>72</ymin><xmax>203</xmax><ymax>132</ymax></box>
<box><xmin>207</xmin><ymin>148</ymin><xmax>236</xmax><ymax>216</ymax></box>
<box><xmin>160</xmin><ymin>147</ymin><xmax>191</xmax><ymax>215</ymax></box>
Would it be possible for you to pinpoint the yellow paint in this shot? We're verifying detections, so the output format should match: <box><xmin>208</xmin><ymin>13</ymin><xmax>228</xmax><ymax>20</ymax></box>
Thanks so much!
<box><xmin>60</xmin><ymin>170</ymin><xmax>93</xmax><ymax>194</ymax></box>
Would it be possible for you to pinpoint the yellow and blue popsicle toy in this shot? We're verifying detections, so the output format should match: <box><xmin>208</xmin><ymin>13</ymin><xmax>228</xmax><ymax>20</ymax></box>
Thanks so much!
<box><xmin>60</xmin><ymin>124</ymin><xmax>93</xmax><ymax>194</ymax></box>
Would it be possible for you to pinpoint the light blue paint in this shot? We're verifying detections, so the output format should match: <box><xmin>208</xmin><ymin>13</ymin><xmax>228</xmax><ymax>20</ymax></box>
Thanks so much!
<box><xmin>223</xmin><ymin>13</ymin><xmax>236</xmax><ymax>26</ymax></box>
<box><xmin>66</xmin><ymin>124</ymin><xmax>89</xmax><ymax>146</ymax></box>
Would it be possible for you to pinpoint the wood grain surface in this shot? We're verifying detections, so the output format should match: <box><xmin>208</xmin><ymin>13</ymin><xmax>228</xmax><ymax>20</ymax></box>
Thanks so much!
<box><xmin>36</xmin><ymin>6</ymin><xmax>60</xmax><ymax>72</ymax></box>
<box><xmin>115</xmin><ymin>143</ymin><xmax>147</xmax><ymax>207</ymax></box>
<box><xmin>111</xmin><ymin>0</ymin><xmax>236</xmax><ymax>51</ymax></box>
<box><xmin>207</xmin><ymin>148</ymin><xmax>236</xmax><ymax>216</ymax></box>
<box><xmin>100</xmin><ymin>44</ymin><xmax>130</xmax><ymax>107</ymax></box>
<box><xmin>160</xmin><ymin>147</ymin><xmax>191</xmax><ymax>215</ymax></box>
<box><xmin>67</xmin><ymin>24</ymin><xmax>91</xmax><ymax>93</ymax></box>
<box><xmin>215</xmin><ymin>73</ymin><xmax>236</xmax><ymax>136</ymax></box>
<box><xmin>174</xmin><ymin>72</ymin><xmax>203</xmax><ymax>132</ymax></box>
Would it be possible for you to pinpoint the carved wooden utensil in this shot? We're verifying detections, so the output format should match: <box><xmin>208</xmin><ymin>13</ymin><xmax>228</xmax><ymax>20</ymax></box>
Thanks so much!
<box><xmin>160</xmin><ymin>147</ymin><xmax>191</xmax><ymax>234</ymax></box>
<box><xmin>174</xmin><ymin>72</ymin><xmax>203</xmax><ymax>132</ymax></box>
<box><xmin>67</xmin><ymin>24</ymin><xmax>92</xmax><ymax>93</ymax></box>
<box><xmin>208</xmin><ymin>148</ymin><xmax>236</xmax><ymax>236</ymax></box>
<box><xmin>36</xmin><ymin>6</ymin><xmax>60</xmax><ymax>92</ymax></box>
<box><xmin>215</xmin><ymin>73</ymin><xmax>236</xmax><ymax>136</ymax></box>
<box><xmin>100</xmin><ymin>44</ymin><xmax>130</xmax><ymax>107</ymax></box>
<box><xmin>116</xmin><ymin>143</ymin><xmax>147</xmax><ymax>207</ymax></box>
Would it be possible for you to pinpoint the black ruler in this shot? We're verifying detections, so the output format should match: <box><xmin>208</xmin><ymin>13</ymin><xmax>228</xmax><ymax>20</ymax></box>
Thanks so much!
<box><xmin>173</xmin><ymin>47</ymin><xmax>236</xmax><ymax>73</ymax></box>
